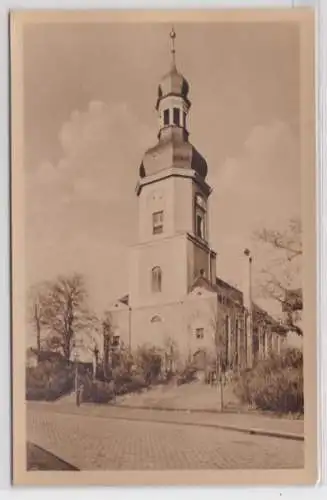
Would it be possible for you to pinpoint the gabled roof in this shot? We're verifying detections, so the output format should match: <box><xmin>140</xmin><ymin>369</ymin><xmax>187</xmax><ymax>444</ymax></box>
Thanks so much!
<box><xmin>118</xmin><ymin>294</ymin><xmax>129</xmax><ymax>306</ymax></box>
<box><xmin>190</xmin><ymin>275</ymin><xmax>216</xmax><ymax>293</ymax></box>
<box><xmin>252</xmin><ymin>302</ymin><xmax>288</xmax><ymax>334</ymax></box>
<box><xmin>215</xmin><ymin>277</ymin><xmax>243</xmax><ymax>306</ymax></box>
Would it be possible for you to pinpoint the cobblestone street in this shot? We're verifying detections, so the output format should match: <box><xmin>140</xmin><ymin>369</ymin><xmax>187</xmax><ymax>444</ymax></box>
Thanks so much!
<box><xmin>27</xmin><ymin>405</ymin><xmax>304</xmax><ymax>470</ymax></box>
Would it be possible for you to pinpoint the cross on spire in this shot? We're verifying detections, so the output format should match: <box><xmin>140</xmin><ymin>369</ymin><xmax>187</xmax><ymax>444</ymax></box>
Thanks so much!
<box><xmin>170</xmin><ymin>26</ymin><xmax>176</xmax><ymax>68</ymax></box>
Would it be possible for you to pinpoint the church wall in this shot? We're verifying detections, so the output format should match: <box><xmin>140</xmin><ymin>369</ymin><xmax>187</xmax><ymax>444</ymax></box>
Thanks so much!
<box><xmin>183</xmin><ymin>292</ymin><xmax>217</xmax><ymax>357</ymax></box>
<box><xmin>186</xmin><ymin>239</ymin><xmax>211</xmax><ymax>287</ymax></box>
<box><xmin>173</xmin><ymin>176</ymin><xmax>193</xmax><ymax>234</ymax></box>
<box><xmin>137</xmin><ymin>175</ymin><xmax>195</xmax><ymax>245</ymax></box>
<box><xmin>129</xmin><ymin>234</ymin><xmax>188</xmax><ymax>308</ymax></box>
<box><xmin>138</xmin><ymin>177</ymin><xmax>175</xmax><ymax>243</ymax></box>
<box><xmin>215</xmin><ymin>298</ymin><xmax>247</xmax><ymax>371</ymax></box>
<box><xmin>210</xmin><ymin>252</ymin><xmax>217</xmax><ymax>284</ymax></box>
<box><xmin>130</xmin><ymin>301</ymin><xmax>188</xmax><ymax>355</ymax></box>
<box><xmin>129</xmin><ymin>293</ymin><xmax>219</xmax><ymax>362</ymax></box>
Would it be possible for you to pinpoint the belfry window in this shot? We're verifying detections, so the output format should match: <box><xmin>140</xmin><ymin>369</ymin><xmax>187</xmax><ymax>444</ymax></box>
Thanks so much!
<box><xmin>152</xmin><ymin>210</ymin><xmax>164</xmax><ymax>234</ymax></box>
<box><xmin>151</xmin><ymin>266</ymin><xmax>162</xmax><ymax>293</ymax></box>
<box><xmin>196</xmin><ymin>214</ymin><xmax>204</xmax><ymax>239</ymax></box>
<box><xmin>195</xmin><ymin>194</ymin><xmax>206</xmax><ymax>240</ymax></box>
<box><xmin>163</xmin><ymin>109</ymin><xmax>169</xmax><ymax>126</ymax></box>
<box><xmin>173</xmin><ymin>107</ymin><xmax>180</xmax><ymax>126</ymax></box>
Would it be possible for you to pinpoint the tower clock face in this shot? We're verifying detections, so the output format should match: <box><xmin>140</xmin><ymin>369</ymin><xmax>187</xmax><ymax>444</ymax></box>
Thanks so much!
<box><xmin>148</xmin><ymin>189</ymin><xmax>163</xmax><ymax>203</ymax></box>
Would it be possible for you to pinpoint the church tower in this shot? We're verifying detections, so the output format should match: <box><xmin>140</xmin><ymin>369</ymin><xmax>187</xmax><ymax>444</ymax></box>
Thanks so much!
<box><xmin>129</xmin><ymin>28</ymin><xmax>217</xmax><ymax>312</ymax></box>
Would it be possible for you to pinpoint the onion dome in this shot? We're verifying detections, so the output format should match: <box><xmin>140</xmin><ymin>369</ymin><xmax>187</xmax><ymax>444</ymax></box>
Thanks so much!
<box><xmin>156</xmin><ymin>66</ymin><xmax>190</xmax><ymax>109</ymax></box>
<box><xmin>156</xmin><ymin>28</ymin><xmax>190</xmax><ymax>109</ymax></box>
<box><xmin>139</xmin><ymin>127</ymin><xmax>208</xmax><ymax>180</ymax></box>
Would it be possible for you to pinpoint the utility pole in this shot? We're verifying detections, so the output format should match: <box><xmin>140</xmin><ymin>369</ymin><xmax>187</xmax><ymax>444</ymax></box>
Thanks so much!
<box><xmin>128</xmin><ymin>306</ymin><xmax>132</xmax><ymax>354</ymax></box>
<box><xmin>244</xmin><ymin>248</ymin><xmax>253</xmax><ymax>369</ymax></box>
<box><xmin>34</xmin><ymin>299</ymin><xmax>41</xmax><ymax>363</ymax></box>
<box><xmin>74</xmin><ymin>345</ymin><xmax>80</xmax><ymax>407</ymax></box>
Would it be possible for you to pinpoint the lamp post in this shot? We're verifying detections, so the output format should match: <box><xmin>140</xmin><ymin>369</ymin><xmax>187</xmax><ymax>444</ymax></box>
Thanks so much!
<box><xmin>128</xmin><ymin>306</ymin><xmax>132</xmax><ymax>354</ymax></box>
<box><xmin>243</xmin><ymin>248</ymin><xmax>253</xmax><ymax>369</ymax></box>
<box><xmin>73</xmin><ymin>342</ymin><xmax>80</xmax><ymax>407</ymax></box>
<box><xmin>92</xmin><ymin>338</ymin><xmax>99</xmax><ymax>380</ymax></box>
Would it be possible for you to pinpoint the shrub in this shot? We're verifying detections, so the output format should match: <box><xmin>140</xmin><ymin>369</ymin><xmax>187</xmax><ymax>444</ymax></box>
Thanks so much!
<box><xmin>176</xmin><ymin>365</ymin><xmax>197</xmax><ymax>386</ymax></box>
<box><xmin>112</xmin><ymin>366</ymin><xmax>148</xmax><ymax>395</ymax></box>
<box><xmin>81</xmin><ymin>379</ymin><xmax>115</xmax><ymax>404</ymax></box>
<box><xmin>26</xmin><ymin>360</ymin><xmax>74</xmax><ymax>401</ymax></box>
<box><xmin>134</xmin><ymin>345</ymin><xmax>162</xmax><ymax>384</ymax></box>
<box><xmin>233</xmin><ymin>348</ymin><xmax>303</xmax><ymax>414</ymax></box>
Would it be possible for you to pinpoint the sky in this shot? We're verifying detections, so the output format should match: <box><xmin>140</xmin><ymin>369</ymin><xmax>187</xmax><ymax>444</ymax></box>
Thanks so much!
<box><xmin>24</xmin><ymin>21</ymin><xmax>301</xmax><ymax>320</ymax></box>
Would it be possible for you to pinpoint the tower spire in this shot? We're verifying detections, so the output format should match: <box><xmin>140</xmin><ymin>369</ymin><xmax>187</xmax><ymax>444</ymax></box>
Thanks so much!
<box><xmin>170</xmin><ymin>26</ymin><xmax>176</xmax><ymax>69</ymax></box>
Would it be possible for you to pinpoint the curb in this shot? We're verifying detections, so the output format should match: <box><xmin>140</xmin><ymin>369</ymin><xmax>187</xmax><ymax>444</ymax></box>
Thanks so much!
<box><xmin>30</xmin><ymin>402</ymin><xmax>304</xmax><ymax>442</ymax></box>
<box><xmin>104</xmin><ymin>413</ymin><xmax>304</xmax><ymax>442</ymax></box>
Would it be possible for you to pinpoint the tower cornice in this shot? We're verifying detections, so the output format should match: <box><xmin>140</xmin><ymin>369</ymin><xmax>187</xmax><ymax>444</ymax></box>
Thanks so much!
<box><xmin>136</xmin><ymin>167</ymin><xmax>212</xmax><ymax>197</ymax></box>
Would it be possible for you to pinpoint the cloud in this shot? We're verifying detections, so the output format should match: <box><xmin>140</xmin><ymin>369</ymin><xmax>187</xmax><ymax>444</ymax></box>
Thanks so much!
<box><xmin>26</xmin><ymin>100</ymin><xmax>153</xmax><ymax>301</ymax></box>
<box><xmin>26</xmin><ymin>112</ymin><xmax>300</xmax><ymax>317</ymax></box>
<box><xmin>209</xmin><ymin>121</ymin><xmax>301</xmax><ymax>307</ymax></box>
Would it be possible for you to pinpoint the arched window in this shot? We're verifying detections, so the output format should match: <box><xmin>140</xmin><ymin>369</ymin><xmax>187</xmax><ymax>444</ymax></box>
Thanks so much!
<box><xmin>151</xmin><ymin>266</ymin><xmax>162</xmax><ymax>292</ymax></box>
<box><xmin>150</xmin><ymin>315</ymin><xmax>162</xmax><ymax>323</ymax></box>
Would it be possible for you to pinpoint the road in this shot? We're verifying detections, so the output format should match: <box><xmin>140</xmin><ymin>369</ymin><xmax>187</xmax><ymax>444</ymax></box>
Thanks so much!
<box><xmin>27</xmin><ymin>406</ymin><xmax>304</xmax><ymax>470</ymax></box>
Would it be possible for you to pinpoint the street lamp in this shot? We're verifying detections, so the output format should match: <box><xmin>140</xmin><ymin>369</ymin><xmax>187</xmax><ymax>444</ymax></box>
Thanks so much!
<box><xmin>73</xmin><ymin>342</ymin><xmax>80</xmax><ymax>407</ymax></box>
<box><xmin>243</xmin><ymin>248</ymin><xmax>253</xmax><ymax>369</ymax></box>
<box><xmin>128</xmin><ymin>306</ymin><xmax>132</xmax><ymax>354</ymax></box>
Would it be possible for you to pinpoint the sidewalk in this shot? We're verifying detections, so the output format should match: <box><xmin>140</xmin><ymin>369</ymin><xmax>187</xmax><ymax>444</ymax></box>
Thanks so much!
<box><xmin>27</xmin><ymin>400</ymin><xmax>304</xmax><ymax>441</ymax></box>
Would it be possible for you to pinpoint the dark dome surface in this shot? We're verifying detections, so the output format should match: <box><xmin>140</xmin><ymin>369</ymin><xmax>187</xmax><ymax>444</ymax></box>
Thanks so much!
<box><xmin>139</xmin><ymin>128</ymin><xmax>207</xmax><ymax>180</ymax></box>
<box><xmin>156</xmin><ymin>65</ymin><xmax>190</xmax><ymax>108</ymax></box>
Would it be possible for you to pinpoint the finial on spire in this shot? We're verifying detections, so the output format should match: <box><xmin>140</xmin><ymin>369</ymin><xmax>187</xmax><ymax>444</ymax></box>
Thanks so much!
<box><xmin>170</xmin><ymin>26</ymin><xmax>176</xmax><ymax>68</ymax></box>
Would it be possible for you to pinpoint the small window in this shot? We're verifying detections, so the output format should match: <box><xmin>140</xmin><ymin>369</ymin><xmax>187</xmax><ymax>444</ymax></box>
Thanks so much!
<box><xmin>152</xmin><ymin>210</ymin><xmax>164</xmax><ymax>234</ymax></box>
<box><xmin>173</xmin><ymin>107</ymin><xmax>180</xmax><ymax>126</ymax></box>
<box><xmin>163</xmin><ymin>109</ymin><xmax>169</xmax><ymax>126</ymax></box>
<box><xmin>195</xmin><ymin>328</ymin><xmax>204</xmax><ymax>339</ymax></box>
<box><xmin>151</xmin><ymin>266</ymin><xmax>162</xmax><ymax>293</ymax></box>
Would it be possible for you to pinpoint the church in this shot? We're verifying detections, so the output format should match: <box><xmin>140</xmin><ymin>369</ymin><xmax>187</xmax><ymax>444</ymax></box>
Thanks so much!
<box><xmin>107</xmin><ymin>29</ymin><xmax>286</xmax><ymax>373</ymax></box>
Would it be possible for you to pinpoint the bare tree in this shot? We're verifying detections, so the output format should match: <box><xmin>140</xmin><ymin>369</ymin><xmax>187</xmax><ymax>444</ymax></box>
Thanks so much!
<box><xmin>254</xmin><ymin>217</ymin><xmax>303</xmax><ymax>336</ymax></box>
<box><xmin>39</xmin><ymin>274</ymin><xmax>96</xmax><ymax>361</ymax></box>
<box><xmin>27</xmin><ymin>282</ymin><xmax>49</xmax><ymax>361</ymax></box>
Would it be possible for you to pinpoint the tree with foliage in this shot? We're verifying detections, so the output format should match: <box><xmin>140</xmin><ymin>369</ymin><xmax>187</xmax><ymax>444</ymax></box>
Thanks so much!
<box><xmin>37</xmin><ymin>274</ymin><xmax>96</xmax><ymax>362</ymax></box>
<box><xmin>254</xmin><ymin>217</ymin><xmax>303</xmax><ymax>335</ymax></box>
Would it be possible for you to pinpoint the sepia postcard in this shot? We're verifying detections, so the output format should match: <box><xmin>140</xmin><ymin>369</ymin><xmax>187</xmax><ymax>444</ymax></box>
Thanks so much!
<box><xmin>10</xmin><ymin>9</ymin><xmax>317</xmax><ymax>486</ymax></box>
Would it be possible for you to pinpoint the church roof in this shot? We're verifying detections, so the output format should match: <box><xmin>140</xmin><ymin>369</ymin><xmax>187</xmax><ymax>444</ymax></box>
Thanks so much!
<box><xmin>190</xmin><ymin>275</ymin><xmax>216</xmax><ymax>293</ymax></box>
<box><xmin>118</xmin><ymin>294</ymin><xmax>129</xmax><ymax>306</ymax></box>
<box><xmin>139</xmin><ymin>127</ymin><xmax>208</xmax><ymax>180</ymax></box>
<box><xmin>215</xmin><ymin>277</ymin><xmax>243</xmax><ymax>305</ymax></box>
